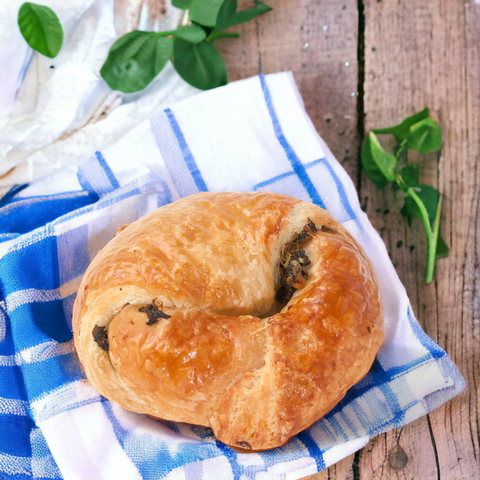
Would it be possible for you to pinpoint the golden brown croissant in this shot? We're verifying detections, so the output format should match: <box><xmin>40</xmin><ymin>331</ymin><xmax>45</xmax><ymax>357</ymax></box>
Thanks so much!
<box><xmin>73</xmin><ymin>191</ymin><xmax>384</xmax><ymax>451</ymax></box>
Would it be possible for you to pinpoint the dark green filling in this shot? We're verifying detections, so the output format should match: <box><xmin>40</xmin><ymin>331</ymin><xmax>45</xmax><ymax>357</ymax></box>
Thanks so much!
<box><xmin>92</xmin><ymin>325</ymin><xmax>109</xmax><ymax>351</ymax></box>
<box><xmin>276</xmin><ymin>219</ymin><xmax>319</xmax><ymax>304</ymax></box>
<box><xmin>139</xmin><ymin>302</ymin><xmax>172</xmax><ymax>325</ymax></box>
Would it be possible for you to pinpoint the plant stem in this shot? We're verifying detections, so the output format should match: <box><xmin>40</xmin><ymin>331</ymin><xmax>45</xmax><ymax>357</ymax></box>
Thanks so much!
<box><xmin>395</xmin><ymin>138</ymin><xmax>408</xmax><ymax>159</ymax></box>
<box><xmin>207</xmin><ymin>31</ymin><xmax>240</xmax><ymax>41</ymax></box>
<box><xmin>157</xmin><ymin>30</ymin><xmax>176</xmax><ymax>37</ymax></box>
<box><xmin>395</xmin><ymin>172</ymin><xmax>406</xmax><ymax>191</ymax></box>
<box><xmin>427</xmin><ymin>194</ymin><xmax>443</xmax><ymax>283</ymax></box>
<box><xmin>407</xmin><ymin>187</ymin><xmax>442</xmax><ymax>283</ymax></box>
<box><xmin>407</xmin><ymin>187</ymin><xmax>438</xmax><ymax>283</ymax></box>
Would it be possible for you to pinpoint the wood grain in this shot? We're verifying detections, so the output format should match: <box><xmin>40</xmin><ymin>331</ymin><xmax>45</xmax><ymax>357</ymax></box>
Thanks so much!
<box><xmin>217</xmin><ymin>0</ymin><xmax>360</xmax><ymax>185</ymax></box>
<box><xmin>360</xmin><ymin>1</ymin><xmax>480</xmax><ymax>479</ymax></box>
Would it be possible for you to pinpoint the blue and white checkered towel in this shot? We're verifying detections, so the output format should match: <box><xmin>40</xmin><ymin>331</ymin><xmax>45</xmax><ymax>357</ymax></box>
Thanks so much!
<box><xmin>0</xmin><ymin>72</ymin><xmax>466</xmax><ymax>480</ymax></box>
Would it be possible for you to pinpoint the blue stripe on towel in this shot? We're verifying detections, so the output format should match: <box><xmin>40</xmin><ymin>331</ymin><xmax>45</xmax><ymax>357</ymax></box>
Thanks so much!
<box><xmin>296</xmin><ymin>430</ymin><xmax>325</xmax><ymax>472</ymax></box>
<box><xmin>0</xmin><ymin>184</ymin><xmax>29</xmax><ymax>208</ymax></box>
<box><xmin>165</xmin><ymin>108</ymin><xmax>208</xmax><ymax>193</ymax></box>
<box><xmin>259</xmin><ymin>75</ymin><xmax>325</xmax><ymax>208</ymax></box>
<box><xmin>0</xmin><ymin>191</ymin><xmax>98</xmax><ymax>237</ymax></box>
<box><xmin>102</xmin><ymin>401</ymin><xmax>226</xmax><ymax>479</ymax></box>
<box><xmin>22</xmin><ymin>354</ymin><xmax>83</xmax><ymax>400</ymax></box>
<box><xmin>214</xmin><ymin>440</ymin><xmax>243</xmax><ymax>479</ymax></box>
<box><xmin>254</xmin><ymin>170</ymin><xmax>297</xmax><ymax>190</ymax></box>
<box><xmin>77</xmin><ymin>151</ymin><xmax>120</xmax><ymax>197</ymax></box>
<box><xmin>0</xmin><ymin>415</ymin><xmax>34</xmax><ymax>458</ymax></box>
<box><xmin>406</xmin><ymin>307</ymin><xmax>445</xmax><ymax>359</ymax></box>
<box><xmin>95</xmin><ymin>151</ymin><xmax>120</xmax><ymax>190</ymax></box>
<box><xmin>254</xmin><ymin>158</ymin><xmax>325</xmax><ymax>191</ymax></box>
<box><xmin>319</xmin><ymin>158</ymin><xmax>358</xmax><ymax>222</ymax></box>
<box><xmin>0</xmin><ymin>236</ymin><xmax>60</xmax><ymax>296</ymax></box>
<box><xmin>76</xmin><ymin>167</ymin><xmax>94</xmax><ymax>193</ymax></box>
<box><xmin>150</xmin><ymin>113</ymin><xmax>205</xmax><ymax>197</ymax></box>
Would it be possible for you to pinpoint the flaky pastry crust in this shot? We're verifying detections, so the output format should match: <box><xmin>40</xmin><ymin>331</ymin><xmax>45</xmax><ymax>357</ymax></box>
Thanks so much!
<box><xmin>73</xmin><ymin>191</ymin><xmax>384</xmax><ymax>451</ymax></box>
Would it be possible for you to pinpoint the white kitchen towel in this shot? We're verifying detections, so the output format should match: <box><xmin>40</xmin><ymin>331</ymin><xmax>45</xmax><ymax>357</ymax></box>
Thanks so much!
<box><xmin>0</xmin><ymin>72</ymin><xmax>465</xmax><ymax>480</ymax></box>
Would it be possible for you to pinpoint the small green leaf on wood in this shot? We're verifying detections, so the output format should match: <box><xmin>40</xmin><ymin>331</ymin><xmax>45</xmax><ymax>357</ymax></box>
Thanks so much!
<box><xmin>172</xmin><ymin>0</ymin><xmax>226</xmax><ymax>26</ymax></box>
<box><xmin>412</xmin><ymin>185</ymin><xmax>440</xmax><ymax>226</ymax></box>
<box><xmin>189</xmin><ymin>0</ymin><xmax>226</xmax><ymax>27</ymax></box>
<box><xmin>173</xmin><ymin>38</ymin><xmax>227</xmax><ymax>90</ymax></box>
<box><xmin>207</xmin><ymin>31</ymin><xmax>240</xmax><ymax>41</ymax></box>
<box><xmin>18</xmin><ymin>2</ymin><xmax>63</xmax><ymax>58</ymax></box>
<box><xmin>174</xmin><ymin>24</ymin><xmax>207</xmax><ymax>43</ymax></box>
<box><xmin>436</xmin><ymin>235</ymin><xmax>449</xmax><ymax>259</ymax></box>
<box><xmin>100</xmin><ymin>31</ymin><xmax>173</xmax><ymax>93</ymax></box>
<box><xmin>230</xmin><ymin>0</ymin><xmax>272</xmax><ymax>26</ymax></box>
<box><xmin>397</xmin><ymin>163</ymin><xmax>419</xmax><ymax>191</ymax></box>
<box><xmin>400</xmin><ymin>195</ymin><xmax>421</xmax><ymax>226</ymax></box>
<box><xmin>171</xmin><ymin>0</ymin><xmax>193</xmax><ymax>10</ymax></box>
<box><xmin>406</xmin><ymin>117</ymin><xmax>442</xmax><ymax>153</ymax></box>
<box><xmin>216</xmin><ymin>0</ymin><xmax>272</xmax><ymax>30</ymax></box>
<box><xmin>215</xmin><ymin>0</ymin><xmax>238</xmax><ymax>30</ymax></box>
<box><xmin>361</xmin><ymin>132</ymin><xmax>397</xmax><ymax>188</ymax></box>
<box><xmin>372</xmin><ymin>108</ymin><xmax>430</xmax><ymax>141</ymax></box>
<box><xmin>361</xmin><ymin>138</ymin><xmax>389</xmax><ymax>189</ymax></box>
<box><xmin>364</xmin><ymin>110</ymin><xmax>447</xmax><ymax>283</ymax></box>
<box><xmin>401</xmin><ymin>185</ymin><xmax>439</xmax><ymax>227</ymax></box>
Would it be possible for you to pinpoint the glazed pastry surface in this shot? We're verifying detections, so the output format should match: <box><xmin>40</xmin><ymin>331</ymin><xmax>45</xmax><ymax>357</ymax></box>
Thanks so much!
<box><xmin>73</xmin><ymin>191</ymin><xmax>384</xmax><ymax>451</ymax></box>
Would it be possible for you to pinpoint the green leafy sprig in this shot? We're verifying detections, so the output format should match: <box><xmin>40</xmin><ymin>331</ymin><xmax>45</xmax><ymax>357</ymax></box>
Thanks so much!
<box><xmin>100</xmin><ymin>0</ymin><xmax>272</xmax><ymax>92</ymax></box>
<box><xmin>17</xmin><ymin>0</ymin><xmax>270</xmax><ymax>91</ymax></box>
<box><xmin>17</xmin><ymin>2</ymin><xmax>63</xmax><ymax>58</ymax></box>
<box><xmin>361</xmin><ymin>109</ymin><xmax>448</xmax><ymax>284</ymax></box>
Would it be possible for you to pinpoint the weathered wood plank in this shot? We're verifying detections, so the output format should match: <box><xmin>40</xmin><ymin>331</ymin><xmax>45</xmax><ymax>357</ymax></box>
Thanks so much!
<box><xmin>217</xmin><ymin>0</ymin><xmax>360</xmax><ymax>186</ymax></box>
<box><xmin>360</xmin><ymin>1</ymin><xmax>480</xmax><ymax>478</ymax></box>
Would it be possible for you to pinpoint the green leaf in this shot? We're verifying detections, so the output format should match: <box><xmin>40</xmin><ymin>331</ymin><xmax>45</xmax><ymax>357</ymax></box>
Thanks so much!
<box><xmin>413</xmin><ymin>185</ymin><xmax>440</xmax><ymax>226</ymax></box>
<box><xmin>397</xmin><ymin>163</ymin><xmax>419</xmax><ymax>192</ymax></box>
<box><xmin>172</xmin><ymin>0</ymin><xmax>193</xmax><ymax>9</ymax></box>
<box><xmin>361</xmin><ymin>137</ymin><xmax>389</xmax><ymax>189</ymax></box>
<box><xmin>407</xmin><ymin>117</ymin><xmax>442</xmax><ymax>153</ymax></box>
<box><xmin>230</xmin><ymin>0</ymin><xmax>272</xmax><ymax>26</ymax></box>
<box><xmin>401</xmin><ymin>185</ymin><xmax>439</xmax><ymax>227</ymax></box>
<box><xmin>174</xmin><ymin>24</ymin><xmax>207</xmax><ymax>43</ymax></box>
<box><xmin>216</xmin><ymin>0</ymin><xmax>272</xmax><ymax>30</ymax></box>
<box><xmin>172</xmin><ymin>0</ymin><xmax>226</xmax><ymax>26</ymax></box>
<box><xmin>190</xmin><ymin>0</ymin><xmax>226</xmax><ymax>27</ymax></box>
<box><xmin>215</xmin><ymin>0</ymin><xmax>238</xmax><ymax>30</ymax></box>
<box><xmin>372</xmin><ymin>108</ymin><xmax>430</xmax><ymax>141</ymax></box>
<box><xmin>100</xmin><ymin>31</ymin><xmax>173</xmax><ymax>93</ymax></box>
<box><xmin>361</xmin><ymin>132</ymin><xmax>397</xmax><ymax>188</ymax></box>
<box><xmin>436</xmin><ymin>235</ymin><xmax>449</xmax><ymax>259</ymax></box>
<box><xmin>207</xmin><ymin>31</ymin><xmax>240</xmax><ymax>41</ymax></box>
<box><xmin>400</xmin><ymin>195</ymin><xmax>419</xmax><ymax>226</ymax></box>
<box><xmin>18</xmin><ymin>2</ymin><xmax>63</xmax><ymax>58</ymax></box>
<box><xmin>173</xmin><ymin>38</ymin><xmax>227</xmax><ymax>90</ymax></box>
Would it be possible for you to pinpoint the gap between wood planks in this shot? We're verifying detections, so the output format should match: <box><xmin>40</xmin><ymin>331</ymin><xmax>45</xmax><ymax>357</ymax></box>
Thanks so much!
<box><xmin>355</xmin><ymin>0</ymin><xmax>365</xmax><ymax>194</ymax></box>
<box><xmin>352</xmin><ymin>3</ymin><xmax>365</xmax><ymax>479</ymax></box>
<box><xmin>351</xmin><ymin>3</ymin><xmax>367</xmax><ymax>478</ymax></box>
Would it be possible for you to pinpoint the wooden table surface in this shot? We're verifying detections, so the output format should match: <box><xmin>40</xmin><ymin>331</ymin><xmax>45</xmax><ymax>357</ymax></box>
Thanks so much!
<box><xmin>218</xmin><ymin>1</ymin><xmax>480</xmax><ymax>478</ymax></box>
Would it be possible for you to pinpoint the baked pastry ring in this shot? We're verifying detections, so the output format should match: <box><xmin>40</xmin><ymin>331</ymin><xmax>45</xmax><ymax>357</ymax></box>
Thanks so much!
<box><xmin>73</xmin><ymin>191</ymin><xmax>384</xmax><ymax>451</ymax></box>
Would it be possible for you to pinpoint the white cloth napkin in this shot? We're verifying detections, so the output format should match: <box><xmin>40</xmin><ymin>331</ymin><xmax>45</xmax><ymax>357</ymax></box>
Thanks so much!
<box><xmin>0</xmin><ymin>0</ymin><xmax>198</xmax><ymax>197</ymax></box>
<box><xmin>0</xmin><ymin>72</ymin><xmax>465</xmax><ymax>480</ymax></box>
